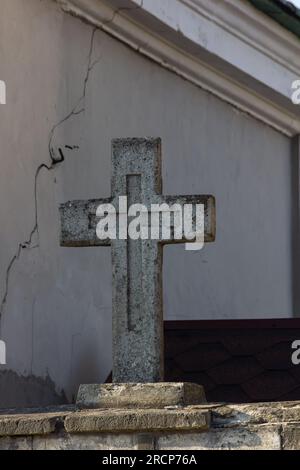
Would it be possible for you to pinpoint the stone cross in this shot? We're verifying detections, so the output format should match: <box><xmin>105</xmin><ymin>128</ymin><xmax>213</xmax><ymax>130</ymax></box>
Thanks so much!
<box><xmin>60</xmin><ymin>138</ymin><xmax>215</xmax><ymax>383</ymax></box>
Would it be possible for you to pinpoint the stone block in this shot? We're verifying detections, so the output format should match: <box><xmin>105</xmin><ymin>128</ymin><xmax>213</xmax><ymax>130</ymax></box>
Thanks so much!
<box><xmin>282</xmin><ymin>424</ymin><xmax>300</xmax><ymax>450</ymax></box>
<box><xmin>76</xmin><ymin>382</ymin><xmax>206</xmax><ymax>409</ymax></box>
<box><xmin>33</xmin><ymin>433</ymin><xmax>153</xmax><ymax>450</ymax></box>
<box><xmin>0</xmin><ymin>411</ymin><xmax>66</xmax><ymax>436</ymax></box>
<box><xmin>157</xmin><ymin>426</ymin><xmax>281</xmax><ymax>450</ymax></box>
<box><xmin>65</xmin><ymin>407</ymin><xmax>210</xmax><ymax>434</ymax></box>
<box><xmin>0</xmin><ymin>436</ymin><xmax>33</xmax><ymax>450</ymax></box>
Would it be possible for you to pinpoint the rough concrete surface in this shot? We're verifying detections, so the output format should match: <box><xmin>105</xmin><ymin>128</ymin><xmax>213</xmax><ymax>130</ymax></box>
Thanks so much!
<box><xmin>157</xmin><ymin>426</ymin><xmax>282</xmax><ymax>451</ymax></box>
<box><xmin>0</xmin><ymin>411</ymin><xmax>66</xmax><ymax>437</ymax></box>
<box><xmin>64</xmin><ymin>408</ymin><xmax>210</xmax><ymax>434</ymax></box>
<box><xmin>76</xmin><ymin>382</ymin><xmax>206</xmax><ymax>409</ymax></box>
<box><xmin>0</xmin><ymin>401</ymin><xmax>300</xmax><ymax>449</ymax></box>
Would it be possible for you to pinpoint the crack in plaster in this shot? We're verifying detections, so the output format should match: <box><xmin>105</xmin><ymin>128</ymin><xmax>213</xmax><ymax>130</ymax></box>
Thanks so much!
<box><xmin>0</xmin><ymin>25</ymin><xmax>100</xmax><ymax>329</ymax></box>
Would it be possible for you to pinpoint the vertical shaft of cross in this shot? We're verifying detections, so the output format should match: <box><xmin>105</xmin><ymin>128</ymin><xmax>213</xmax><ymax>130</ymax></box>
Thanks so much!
<box><xmin>112</xmin><ymin>139</ymin><xmax>164</xmax><ymax>383</ymax></box>
<box><xmin>126</xmin><ymin>175</ymin><xmax>142</xmax><ymax>331</ymax></box>
<box><xmin>112</xmin><ymin>239</ymin><xmax>163</xmax><ymax>383</ymax></box>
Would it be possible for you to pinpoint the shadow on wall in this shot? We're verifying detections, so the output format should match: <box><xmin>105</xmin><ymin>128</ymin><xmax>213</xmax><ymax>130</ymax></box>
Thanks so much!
<box><xmin>0</xmin><ymin>370</ymin><xmax>67</xmax><ymax>410</ymax></box>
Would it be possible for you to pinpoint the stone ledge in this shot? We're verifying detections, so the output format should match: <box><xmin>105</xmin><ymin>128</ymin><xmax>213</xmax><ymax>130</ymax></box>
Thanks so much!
<box><xmin>76</xmin><ymin>383</ymin><xmax>206</xmax><ymax>409</ymax></box>
<box><xmin>0</xmin><ymin>411</ymin><xmax>67</xmax><ymax>437</ymax></box>
<box><xmin>64</xmin><ymin>408</ymin><xmax>210</xmax><ymax>434</ymax></box>
<box><xmin>1</xmin><ymin>400</ymin><xmax>300</xmax><ymax>444</ymax></box>
<box><xmin>209</xmin><ymin>401</ymin><xmax>300</xmax><ymax>427</ymax></box>
<box><xmin>0</xmin><ymin>406</ymin><xmax>210</xmax><ymax>437</ymax></box>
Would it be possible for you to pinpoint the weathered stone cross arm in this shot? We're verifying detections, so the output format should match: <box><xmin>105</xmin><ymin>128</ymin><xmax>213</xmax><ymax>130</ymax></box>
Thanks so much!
<box><xmin>60</xmin><ymin>198</ymin><xmax>112</xmax><ymax>247</ymax></box>
<box><xmin>60</xmin><ymin>194</ymin><xmax>215</xmax><ymax>247</ymax></box>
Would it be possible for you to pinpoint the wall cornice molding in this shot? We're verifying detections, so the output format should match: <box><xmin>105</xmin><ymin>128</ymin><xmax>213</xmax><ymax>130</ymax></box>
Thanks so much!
<box><xmin>58</xmin><ymin>0</ymin><xmax>300</xmax><ymax>136</ymax></box>
<box><xmin>185</xmin><ymin>0</ymin><xmax>300</xmax><ymax>75</ymax></box>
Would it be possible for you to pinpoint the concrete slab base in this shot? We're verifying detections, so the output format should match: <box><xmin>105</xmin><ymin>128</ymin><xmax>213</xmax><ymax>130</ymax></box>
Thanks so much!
<box><xmin>76</xmin><ymin>383</ymin><xmax>206</xmax><ymax>409</ymax></box>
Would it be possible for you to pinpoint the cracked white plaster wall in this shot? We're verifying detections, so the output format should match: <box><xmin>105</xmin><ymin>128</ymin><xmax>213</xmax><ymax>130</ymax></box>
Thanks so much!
<box><xmin>0</xmin><ymin>0</ymin><xmax>112</xmax><ymax>405</ymax></box>
<box><xmin>0</xmin><ymin>24</ymin><xmax>100</xmax><ymax>327</ymax></box>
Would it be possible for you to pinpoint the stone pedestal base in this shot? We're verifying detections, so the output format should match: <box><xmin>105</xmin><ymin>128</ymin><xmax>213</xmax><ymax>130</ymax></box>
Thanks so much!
<box><xmin>76</xmin><ymin>383</ymin><xmax>206</xmax><ymax>409</ymax></box>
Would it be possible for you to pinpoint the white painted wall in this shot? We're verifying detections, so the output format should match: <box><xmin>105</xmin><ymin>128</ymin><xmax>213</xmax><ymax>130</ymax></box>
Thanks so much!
<box><xmin>291</xmin><ymin>1</ymin><xmax>300</xmax><ymax>8</ymax></box>
<box><xmin>0</xmin><ymin>0</ymin><xmax>294</xmax><ymax>407</ymax></box>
